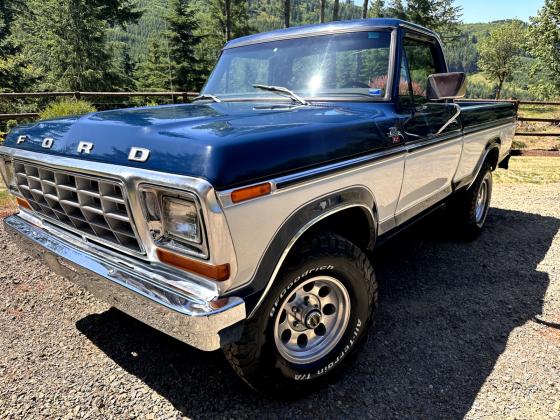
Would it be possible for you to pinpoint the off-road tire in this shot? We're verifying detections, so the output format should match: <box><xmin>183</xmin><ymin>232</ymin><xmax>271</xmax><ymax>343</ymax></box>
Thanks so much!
<box><xmin>450</xmin><ymin>163</ymin><xmax>493</xmax><ymax>240</ymax></box>
<box><xmin>223</xmin><ymin>232</ymin><xmax>377</xmax><ymax>397</ymax></box>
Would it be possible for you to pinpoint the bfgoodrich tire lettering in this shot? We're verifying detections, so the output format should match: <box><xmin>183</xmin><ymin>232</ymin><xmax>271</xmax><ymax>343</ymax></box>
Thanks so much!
<box><xmin>223</xmin><ymin>232</ymin><xmax>377</xmax><ymax>397</ymax></box>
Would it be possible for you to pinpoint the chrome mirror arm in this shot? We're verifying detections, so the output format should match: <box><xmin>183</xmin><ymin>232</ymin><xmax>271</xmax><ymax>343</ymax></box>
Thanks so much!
<box><xmin>435</xmin><ymin>102</ymin><xmax>461</xmax><ymax>135</ymax></box>
<box><xmin>401</xmin><ymin>102</ymin><xmax>462</xmax><ymax>139</ymax></box>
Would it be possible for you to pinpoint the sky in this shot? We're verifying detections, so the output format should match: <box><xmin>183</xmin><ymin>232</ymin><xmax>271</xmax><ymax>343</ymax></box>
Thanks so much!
<box><xmin>455</xmin><ymin>0</ymin><xmax>545</xmax><ymax>23</ymax></box>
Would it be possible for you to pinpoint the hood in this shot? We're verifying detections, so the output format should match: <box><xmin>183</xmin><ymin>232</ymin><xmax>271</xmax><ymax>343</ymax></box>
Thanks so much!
<box><xmin>4</xmin><ymin>102</ymin><xmax>397</xmax><ymax>190</ymax></box>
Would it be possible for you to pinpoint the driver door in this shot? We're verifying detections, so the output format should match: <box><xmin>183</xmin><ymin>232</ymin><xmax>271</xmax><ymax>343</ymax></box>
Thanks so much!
<box><xmin>395</xmin><ymin>34</ymin><xmax>463</xmax><ymax>223</ymax></box>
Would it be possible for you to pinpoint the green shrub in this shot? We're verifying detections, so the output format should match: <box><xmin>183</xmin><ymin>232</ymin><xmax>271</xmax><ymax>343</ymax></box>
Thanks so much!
<box><xmin>6</xmin><ymin>119</ymin><xmax>19</xmax><ymax>131</ymax></box>
<box><xmin>512</xmin><ymin>140</ymin><xmax>527</xmax><ymax>149</ymax></box>
<box><xmin>39</xmin><ymin>98</ymin><xmax>96</xmax><ymax>121</ymax></box>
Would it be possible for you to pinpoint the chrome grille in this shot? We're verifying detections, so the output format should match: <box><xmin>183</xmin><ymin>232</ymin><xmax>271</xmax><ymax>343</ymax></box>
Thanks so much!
<box><xmin>14</xmin><ymin>161</ymin><xmax>142</xmax><ymax>254</ymax></box>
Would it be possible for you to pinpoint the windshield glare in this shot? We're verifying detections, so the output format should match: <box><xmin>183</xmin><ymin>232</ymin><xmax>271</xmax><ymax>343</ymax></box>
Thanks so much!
<box><xmin>203</xmin><ymin>31</ymin><xmax>392</xmax><ymax>101</ymax></box>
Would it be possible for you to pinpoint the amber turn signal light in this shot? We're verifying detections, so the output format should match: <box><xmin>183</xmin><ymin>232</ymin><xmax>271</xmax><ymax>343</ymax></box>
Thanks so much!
<box><xmin>231</xmin><ymin>182</ymin><xmax>272</xmax><ymax>204</ymax></box>
<box><xmin>156</xmin><ymin>248</ymin><xmax>230</xmax><ymax>282</ymax></box>
<box><xmin>16</xmin><ymin>197</ymin><xmax>31</xmax><ymax>210</ymax></box>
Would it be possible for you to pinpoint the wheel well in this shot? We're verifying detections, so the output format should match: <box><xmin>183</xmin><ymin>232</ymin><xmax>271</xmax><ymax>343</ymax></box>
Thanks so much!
<box><xmin>298</xmin><ymin>206</ymin><xmax>375</xmax><ymax>252</ymax></box>
<box><xmin>486</xmin><ymin>144</ymin><xmax>500</xmax><ymax>170</ymax></box>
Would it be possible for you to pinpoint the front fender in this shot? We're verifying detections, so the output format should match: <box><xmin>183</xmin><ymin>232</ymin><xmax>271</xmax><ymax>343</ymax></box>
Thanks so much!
<box><xmin>225</xmin><ymin>185</ymin><xmax>377</xmax><ymax>317</ymax></box>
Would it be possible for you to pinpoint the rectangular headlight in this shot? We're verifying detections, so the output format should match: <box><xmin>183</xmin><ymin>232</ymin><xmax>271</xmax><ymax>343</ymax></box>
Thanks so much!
<box><xmin>162</xmin><ymin>196</ymin><xmax>201</xmax><ymax>244</ymax></box>
<box><xmin>140</xmin><ymin>186</ymin><xmax>207</xmax><ymax>258</ymax></box>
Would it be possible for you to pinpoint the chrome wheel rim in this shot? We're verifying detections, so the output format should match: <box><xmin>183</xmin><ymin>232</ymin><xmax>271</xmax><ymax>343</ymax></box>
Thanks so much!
<box><xmin>475</xmin><ymin>177</ymin><xmax>489</xmax><ymax>225</ymax></box>
<box><xmin>273</xmin><ymin>276</ymin><xmax>351</xmax><ymax>365</ymax></box>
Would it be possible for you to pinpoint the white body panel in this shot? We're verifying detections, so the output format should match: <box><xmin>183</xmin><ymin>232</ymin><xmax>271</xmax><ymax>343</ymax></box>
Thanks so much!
<box><xmin>223</xmin><ymin>153</ymin><xmax>405</xmax><ymax>285</ymax></box>
<box><xmin>396</xmin><ymin>136</ymin><xmax>463</xmax><ymax>217</ymax></box>
<box><xmin>454</xmin><ymin>123</ymin><xmax>515</xmax><ymax>182</ymax></box>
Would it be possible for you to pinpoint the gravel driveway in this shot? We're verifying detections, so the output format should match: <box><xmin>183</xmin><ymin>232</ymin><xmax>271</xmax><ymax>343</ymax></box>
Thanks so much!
<box><xmin>1</xmin><ymin>181</ymin><xmax>559</xmax><ymax>419</ymax></box>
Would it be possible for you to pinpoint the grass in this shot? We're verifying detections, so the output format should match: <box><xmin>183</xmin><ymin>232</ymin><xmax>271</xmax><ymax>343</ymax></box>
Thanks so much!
<box><xmin>515</xmin><ymin>105</ymin><xmax>560</xmax><ymax>151</ymax></box>
<box><xmin>519</xmin><ymin>105</ymin><xmax>560</xmax><ymax>120</ymax></box>
<box><xmin>494</xmin><ymin>157</ymin><xmax>560</xmax><ymax>184</ymax></box>
<box><xmin>0</xmin><ymin>189</ymin><xmax>17</xmax><ymax>216</ymax></box>
<box><xmin>0</xmin><ymin>175</ymin><xmax>17</xmax><ymax>212</ymax></box>
<box><xmin>0</xmin><ymin>189</ymin><xmax>15</xmax><ymax>206</ymax></box>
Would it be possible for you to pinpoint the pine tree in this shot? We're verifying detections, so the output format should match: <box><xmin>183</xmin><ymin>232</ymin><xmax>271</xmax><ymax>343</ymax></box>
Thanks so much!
<box><xmin>136</xmin><ymin>40</ymin><xmax>173</xmax><ymax>91</ymax></box>
<box><xmin>319</xmin><ymin>0</ymin><xmax>326</xmax><ymax>22</ymax></box>
<box><xmin>0</xmin><ymin>0</ymin><xmax>18</xmax><ymax>57</ymax></box>
<box><xmin>386</xmin><ymin>0</ymin><xmax>406</xmax><ymax>19</ymax></box>
<box><xmin>362</xmin><ymin>0</ymin><xmax>369</xmax><ymax>19</ymax></box>
<box><xmin>11</xmin><ymin>0</ymin><xmax>141</xmax><ymax>91</ymax></box>
<box><xmin>406</xmin><ymin>0</ymin><xmax>461</xmax><ymax>35</ymax></box>
<box><xmin>94</xmin><ymin>0</ymin><xmax>142</xmax><ymax>27</ymax></box>
<box><xmin>284</xmin><ymin>0</ymin><xmax>290</xmax><ymax>27</ymax></box>
<box><xmin>123</xmin><ymin>46</ymin><xmax>136</xmax><ymax>84</ymax></box>
<box><xmin>0</xmin><ymin>0</ymin><xmax>40</xmax><ymax>93</ymax></box>
<box><xmin>194</xmin><ymin>0</ymin><xmax>252</xmax><ymax>73</ymax></box>
<box><xmin>166</xmin><ymin>0</ymin><xmax>202</xmax><ymax>91</ymax></box>
<box><xmin>406</xmin><ymin>0</ymin><xmax>430</xmax><ymax>25</ymax></box>
<box><xmin>208</xmin><ymin>0</ymin><xmax>252</xmax><ymax>42</ymax></box>
<box><xmin>333</xmin><ymin>0</ymin><xmax>340</xmax><ymax>21</ymax></box>
<box><xmin>370</xmin><ymin>0</ymin><xmax>384</xmax><ymax>18</ymax></box>
<box><xmin>111</xmin><ymin>43</ymin><xmax>137</xmax><ymax>91</ymax></box>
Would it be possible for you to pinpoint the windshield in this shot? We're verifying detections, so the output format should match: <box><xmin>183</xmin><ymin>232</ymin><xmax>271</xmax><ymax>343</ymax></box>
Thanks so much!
<box><xmin>202</xmin><ymin>30</ymin><xmax>393</xmax><ymax>101</ymax></box>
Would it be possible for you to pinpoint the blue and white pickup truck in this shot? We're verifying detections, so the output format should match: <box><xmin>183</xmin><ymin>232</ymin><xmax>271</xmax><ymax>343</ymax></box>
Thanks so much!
<box><xmin>1</xmin><ymin>18</ymin><xmax>515</xmax><ymax>395</ymax></box>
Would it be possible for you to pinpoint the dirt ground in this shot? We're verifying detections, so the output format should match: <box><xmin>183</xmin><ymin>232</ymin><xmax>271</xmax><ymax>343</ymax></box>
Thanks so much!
<box><xmin>0</xmin><ymin>175</ymin><xmax>559</xmax><ymax>419</ymax></box>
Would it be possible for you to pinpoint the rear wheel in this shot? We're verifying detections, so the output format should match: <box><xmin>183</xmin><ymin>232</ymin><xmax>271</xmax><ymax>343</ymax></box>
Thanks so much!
<box><xmin>450</xmin><ymin>163</ymin><xmax>493</xmax><ymax>239</ymax></box>
<box><xmin>223</xmin><ymin>232</ymin><xmax>377</xmax><ymax>397</ymax></box>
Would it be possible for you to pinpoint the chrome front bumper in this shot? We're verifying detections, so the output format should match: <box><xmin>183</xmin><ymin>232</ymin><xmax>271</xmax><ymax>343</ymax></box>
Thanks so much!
<box><xmin>3</xmin><ymin>214</ymin><xmax>246</xmax><ymax>351</ymax></box>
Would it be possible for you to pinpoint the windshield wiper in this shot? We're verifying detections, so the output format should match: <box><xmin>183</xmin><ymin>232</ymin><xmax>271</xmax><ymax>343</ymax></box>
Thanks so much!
<box><xmin>253</xmin><ymin>84</ymin><xmax>309</xmax><ymax>106</ymax></box>
<box><xmin>193</xmin><ymin>94</ymin><xmax>222</xmax><ymax>103</ymax></box>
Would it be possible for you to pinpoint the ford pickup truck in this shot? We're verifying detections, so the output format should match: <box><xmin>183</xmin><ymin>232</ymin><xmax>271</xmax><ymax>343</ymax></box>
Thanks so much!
<box><xmin>0</xmin><ymin>18</ymin><xmax>515</xmax><ymax>396</ymax></box>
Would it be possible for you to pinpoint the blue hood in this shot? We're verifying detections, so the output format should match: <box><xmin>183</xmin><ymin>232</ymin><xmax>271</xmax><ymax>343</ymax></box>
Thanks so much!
<box><xmin>5</xmin><ymin>102</ymin><xmax>397</xmax><ymax>190</ymax></box>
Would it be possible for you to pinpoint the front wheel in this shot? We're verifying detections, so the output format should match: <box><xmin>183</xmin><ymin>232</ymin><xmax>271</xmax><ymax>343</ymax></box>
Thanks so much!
<box><xmin>223</xmin><ymin>232</ymin><xmax>377</xmax><ymax>397</ymax></box>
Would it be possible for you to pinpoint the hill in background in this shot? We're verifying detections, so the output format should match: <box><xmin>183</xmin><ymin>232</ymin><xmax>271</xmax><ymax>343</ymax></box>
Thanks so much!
<box><xmin>108</xmin><ymin>0</ymin><xmax>169</xmax><ymax>63</ymax></box>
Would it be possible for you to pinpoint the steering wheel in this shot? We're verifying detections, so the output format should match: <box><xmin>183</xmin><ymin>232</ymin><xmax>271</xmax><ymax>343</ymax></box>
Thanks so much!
<box><xmin>341</xmin><ymin>81</ymin><xmax>371</xmax><ymax>89</ymax></box>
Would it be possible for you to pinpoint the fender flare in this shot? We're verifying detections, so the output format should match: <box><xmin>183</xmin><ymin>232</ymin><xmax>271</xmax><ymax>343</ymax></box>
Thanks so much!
<box><xmin>230</xmin><ymin>186</ymin><xmax>378</xmax><ymax>318</ymax></box>
<box><xmin>465</xmin><ymin>141</ymin><xmax>501</xmax><ymax>190</ymax></box>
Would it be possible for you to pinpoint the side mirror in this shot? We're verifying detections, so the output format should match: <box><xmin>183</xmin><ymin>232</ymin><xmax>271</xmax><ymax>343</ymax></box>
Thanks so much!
<box><xmin>426</xmin><ymin>72</ymin><xmax>467</xmax><ymax>100</ymax></box>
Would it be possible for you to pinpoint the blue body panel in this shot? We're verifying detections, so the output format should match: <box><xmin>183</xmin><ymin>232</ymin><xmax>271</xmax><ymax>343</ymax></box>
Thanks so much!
<box><xmin>5</xmin><ymin>102</ymin><xmax>399</xmax><ymax>190</ymax></box>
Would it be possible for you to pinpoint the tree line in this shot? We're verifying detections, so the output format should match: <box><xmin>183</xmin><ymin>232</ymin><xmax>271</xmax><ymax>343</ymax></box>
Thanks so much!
<box><xmin>0</xmin><ymin>0</ymin><xmax>559</xmax><ymax>101</ymax></box>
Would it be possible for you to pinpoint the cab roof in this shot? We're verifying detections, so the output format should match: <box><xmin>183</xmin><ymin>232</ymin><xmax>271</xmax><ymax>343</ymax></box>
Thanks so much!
<box><xmin>224</xmin><ymin>18</ymin><xmax>439</xmax><ymax>49</ymax></box>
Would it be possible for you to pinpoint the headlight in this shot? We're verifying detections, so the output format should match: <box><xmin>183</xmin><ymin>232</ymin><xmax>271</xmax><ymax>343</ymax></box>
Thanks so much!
<box><xmin>162</xmin><ymin>196</ymin><xmax>201</xmax><ymax>243</ymax></box>
<box><xmin>0</xmin><ymin>156</ymin><xmax>18</xmax><ymax>193</ymax></box>
<box><xmin>140</xmin><ymin>186</ymin><xmax>207</xmax><ymax>258</ymax></box>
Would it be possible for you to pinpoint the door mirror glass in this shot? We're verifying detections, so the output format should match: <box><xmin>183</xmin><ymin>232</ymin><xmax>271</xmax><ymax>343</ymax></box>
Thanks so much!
<box><xmin>426</xmin><ymin>72</ymin><xmax>467</xmax><ymax>100</ymax></box>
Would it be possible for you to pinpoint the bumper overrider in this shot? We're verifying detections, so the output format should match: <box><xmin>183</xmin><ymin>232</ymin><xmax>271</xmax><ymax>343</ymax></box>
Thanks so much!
<box><xmin>3</xmin><ymin>214</ymin><xmax>246</xmax><ymax>351</ymax></box>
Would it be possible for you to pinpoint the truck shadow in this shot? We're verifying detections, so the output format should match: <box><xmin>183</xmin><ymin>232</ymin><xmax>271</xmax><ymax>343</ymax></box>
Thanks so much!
<box><xmin>76</xmin><ymin>207</ymin><xmax>559</xmax><ymax>419</ymax></box>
